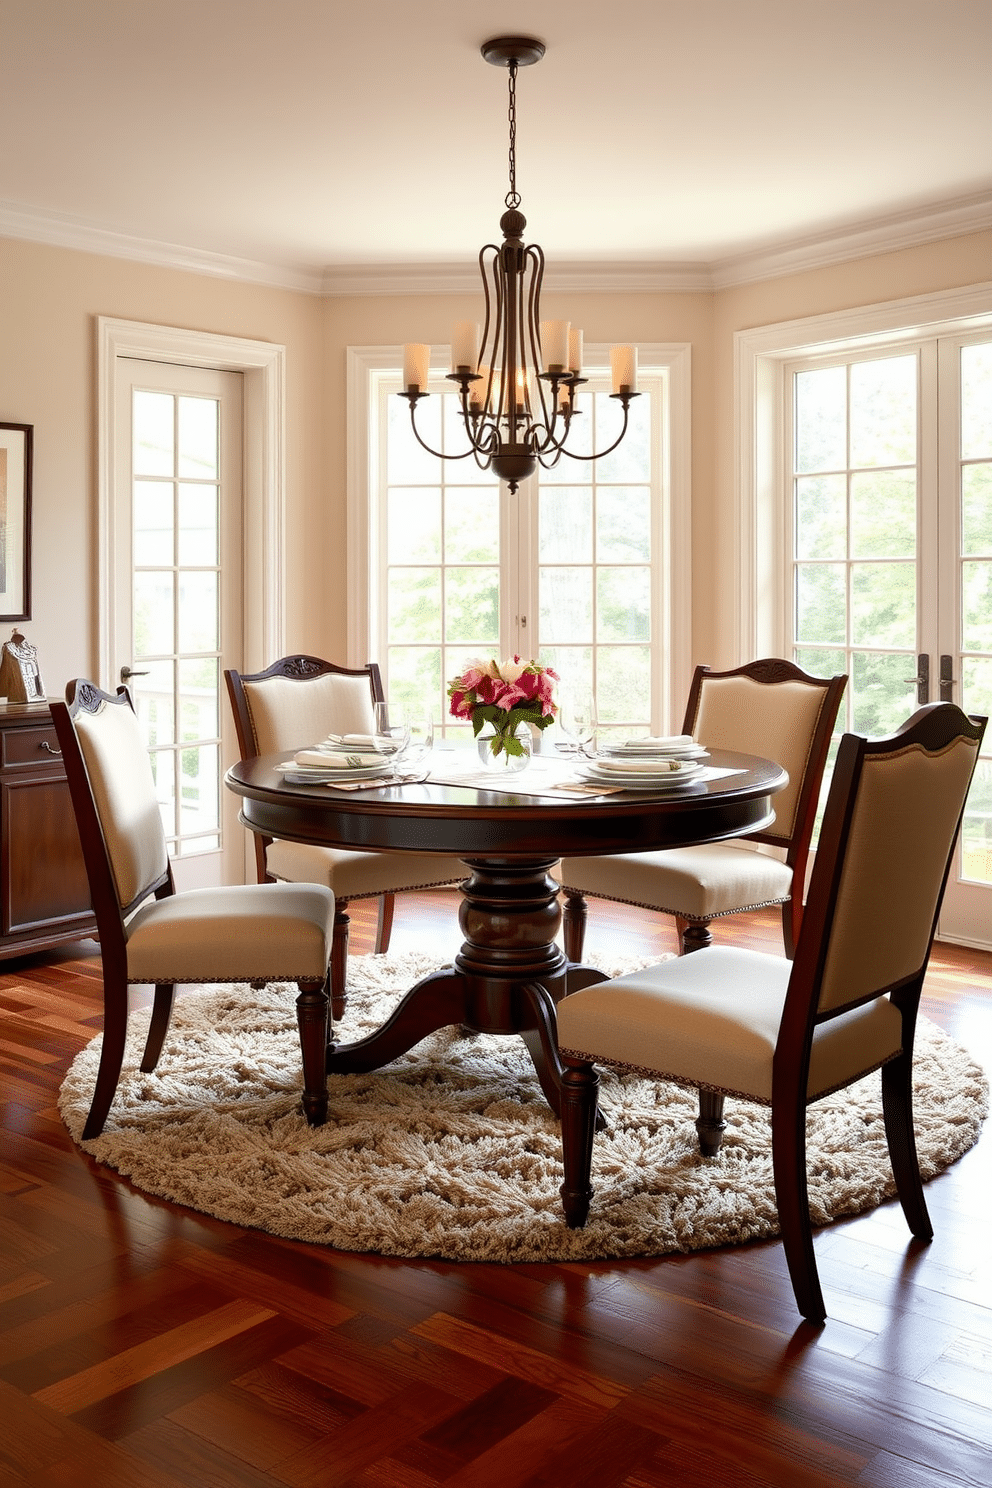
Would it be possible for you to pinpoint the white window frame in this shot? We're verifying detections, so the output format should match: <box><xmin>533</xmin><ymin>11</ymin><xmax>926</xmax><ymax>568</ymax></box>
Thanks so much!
<box><xmin>734</xmin><ymin>282</ymin><xmax>992</xmax><ymax>660</ymax></box>
<box><xmin>97</xmin><ymin>316</ymin><xmax>286</xmax><ymax>688</ymax></box>
<box><xmin>347</xmin><ymin>342</ymin><xmax>693</xmax><ymax>728</ymax></box>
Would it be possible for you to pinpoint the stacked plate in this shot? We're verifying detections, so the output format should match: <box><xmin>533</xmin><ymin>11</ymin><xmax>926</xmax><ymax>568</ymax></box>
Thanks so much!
<box><xmin>280</xmin><ymin>739</ymin><xmax>392</xmax><ymax>785</ymax></box>
<box><xmin>580</xmin><ymin>735</ymin><xmax>707</xmax><ymax>790</ymax></box>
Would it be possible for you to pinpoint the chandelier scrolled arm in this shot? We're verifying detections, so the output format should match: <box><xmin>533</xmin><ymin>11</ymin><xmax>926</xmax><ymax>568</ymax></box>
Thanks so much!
<box><xmin>400</xmin><ymin>35</ymin><xmax>639</xmax><ymax>494</ymax></box>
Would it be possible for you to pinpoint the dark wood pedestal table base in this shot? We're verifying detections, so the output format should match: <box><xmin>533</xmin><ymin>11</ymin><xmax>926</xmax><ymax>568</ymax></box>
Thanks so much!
<box><xmin>225</xmin><ymin>750</ymin><xmax>787</xmax><ymax>1127</ymax></box>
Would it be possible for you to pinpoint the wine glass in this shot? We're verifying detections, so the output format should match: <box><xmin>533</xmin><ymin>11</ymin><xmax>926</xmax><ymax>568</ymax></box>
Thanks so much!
<box><xmin>559</xmin><ymin>694</ymin><xmax>598</xmax><ymax>758</ymax></box>
<box><xmin>402</xmin><ymin>712</ymin><xmax>434</xmax><ymax>770</ymax></box>
<box><xmin>373</xmin><ymin>701</ymin><xmax>411</xmax><ymax>763</ymax></box>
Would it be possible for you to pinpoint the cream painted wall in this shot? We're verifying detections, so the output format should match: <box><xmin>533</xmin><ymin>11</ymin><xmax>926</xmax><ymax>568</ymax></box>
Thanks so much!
<box><xmin>0</xmin><ymin>236</ymin><xmax>324</xmax><ymax>698</ymax></box>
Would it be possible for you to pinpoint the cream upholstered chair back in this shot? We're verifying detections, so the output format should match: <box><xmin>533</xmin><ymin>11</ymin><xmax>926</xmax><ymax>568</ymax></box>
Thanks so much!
<box><xmin>691</xmin><ymin>671</ymin><xmax>836</xmax><ymax>843</ymax></box>
<box><xmin>72</xmin><ymin>689</ymin><xmax>170</xmax><ymax>911</ymax></box>
<box><xmin>809</xmin><ymin>721</ymin><xmax>983</xmax><ymax>1018</ymax></box>
<box><xmin>241</xmin><ymin>671</ymin><xmax>376</xmax><ymax>755</ymax></box>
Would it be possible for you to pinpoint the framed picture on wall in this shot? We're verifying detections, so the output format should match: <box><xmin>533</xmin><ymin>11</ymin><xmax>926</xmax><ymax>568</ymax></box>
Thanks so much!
<box><xmin>0</xmin><ymin>423</ymin><xmax>32</xmax><ymax>621</ymax></box>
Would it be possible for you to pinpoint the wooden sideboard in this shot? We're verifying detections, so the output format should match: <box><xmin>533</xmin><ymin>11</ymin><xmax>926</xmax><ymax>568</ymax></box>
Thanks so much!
<box><xmin>0</xmin><ymin>702</ymin><xmax>97</xmax><ymax>958</ymax></box>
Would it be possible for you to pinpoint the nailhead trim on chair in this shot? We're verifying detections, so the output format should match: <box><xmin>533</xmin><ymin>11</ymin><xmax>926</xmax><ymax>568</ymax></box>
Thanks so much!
<box><xmin>563</xmin><ymin>888</ymin><xmax>791</xmax><ymax>924</ymax></box>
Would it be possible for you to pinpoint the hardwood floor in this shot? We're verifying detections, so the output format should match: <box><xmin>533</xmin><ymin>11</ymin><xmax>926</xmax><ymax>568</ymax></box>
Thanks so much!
<box><xmin>2</xmin><ymin>890</ymin><xmax>990</xmax><ymax>1486</ymax></box>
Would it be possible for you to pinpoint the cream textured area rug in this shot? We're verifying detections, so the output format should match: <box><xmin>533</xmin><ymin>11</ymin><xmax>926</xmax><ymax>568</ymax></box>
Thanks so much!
<box><xmin>60</xmin><ymin>951</ymin><xmax>989</xmax><ymax>1263</ymax></box>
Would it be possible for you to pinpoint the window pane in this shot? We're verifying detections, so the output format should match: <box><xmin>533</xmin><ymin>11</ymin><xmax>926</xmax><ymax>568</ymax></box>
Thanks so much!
<box><xmin>387</xmin><ymin>392</ymin><xmax>441</xmax><ymax>483</ymax></box>
<box><xmin>539</xmin><ymin>487</ymin><xmax>592</xmax><ymax>563</ymax></box>
<box><xmin>179</xmin><ymin>657</ymin><xmax>218</xmax><ymax>741</ymax></box>
<box><xmin>444</xmin><ymin>566</ymin><xmax>498</xmax><ymax>643</ymax></box>
<box><xmin>134</xmin><ymin>480</ymin><xmax>173</xmax><ymax>566</ymax></box>
<box><xmin>962</xmin><ymin>562</ymin><xmax>992</xmax><ymax>651</ymax></box>
<box><xmin>850</xmin><ymin>355</ymin><xmax>916</xmax><ymax>467</ymax></box>
<box><xmin>962</xmin><ymin>465</ymin><xmax>992</xmax><ymax>556</ymax></box>
<box><xmin>594</xmin><ymin>390</ymin><xmax>651</xmax><ymax>482</ymax></box>
<box><xmin>539</xmin><ymin>645</ymin><xmax>592</xmax><ymax>699</ymax></box>
<box><xmin>796</xmin><ymin>563</ymin><xmax>846</xmax><ymax>644</ymax></box>
<box><xmin>180</xmin><ymin>742</ymin><xmax>219</xmax><ymax>836</ymax></box>
<box><xmin>177</xmin><ymin>396</ymin><xmax>218</xmax><ymax>479</ymax></box>
<box><xmin>597</xmin><ymin>487</ymin><xmax>650</xmax><ymax>562</ymax></box>
<box><xmin>134</xmin><ymin>571</ymin><xmax>174</xmax><ymax>656</ymax></box>
<box><xmin>850</xmin><ymin>470</ymin><xmax>916</xmax><ymax>558</ymax></box>
<box><xmin>795</xmin><ymin>475</ymin><xmax>846</xmax><ymax>560</ymax></box>
<box><xmin>388</xmin><ymin>568</ymin><xmax>442</xmax><ymax>643</ymax></box>
<box><xmin>445</xmin><ymin>487</ymin><xmax>499</xmax><ymax>563</ymax></box>
<box><xmin>960</xmin><ymin>759</ymin><xmax>992</xmax><ymax>886</ymax></box>
<box><xmin>961</xmin><ymin>657</ymin><xmax>992</xmax><ymax>728</ymax></box>
<box><xmin>389</xmin><ymin>489</ymin><xmax>441</xmax><ymax>564</ymax></box>
<box><xmin>540</xmin><ymin>567</ymin><xmax>592</xmax><ymax>644</ymax></box>
<box><xmin>851</xmin><ymin>651</ymin><xmax>916</xmax><ymax>736</ymax></box>
<box><xmin>796</xmin><ymin>366</ymin><xmax>846</xmax><ymax>473</ymax></box>
<box><xmin>595</xmin><ymin>646</ymin><xmax>651</xmax><ymax>724</ymax></box>
<box><xmin>387</xmin><ymin>646</ymin><xmax>442</xmax><ymax>717</ymax></box>
<box><xmin>134</xmin><ymin>659</ymin><xmax>175</xmax><ymax>748</ymax></box>
<box><xmin>178</xmin><ymin>572</ymin><xmax>218</xmax><ymax>653</ymax></box>
<box><xmin>597</xmin><ymin>567</ymin><xmax>651</xmax><ymax>642</ymax></box>
<box><xmin>851</xmin><ymin>562</ymin><xmax>915</xmax><ymax>647</ymax></box>
<box><xmin>961</xmin><ymin>343</ymin><xmax>992</xmax><ymax>460</ymax></box>
<box><xmin>794</xmin><ymin>647</ymin><xmax>847</xmax><ymax>685</ymax></box>
<box><xmin>133</xmin><ymin>390</ymin><xmax>174</xmax><ymax>476</ymax></box>
<box><xmin>149</xmin><ymin>749</ymin><xmax>176</xmax><ymax>840</ymax></box>
<box><xmin>178</xmin><ymin>484</ymin><xmax>218</xmax><ymax>565</ymax></box>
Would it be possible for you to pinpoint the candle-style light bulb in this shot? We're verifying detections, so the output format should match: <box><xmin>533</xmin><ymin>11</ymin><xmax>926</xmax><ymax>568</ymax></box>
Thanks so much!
<box><xmin>403</xmin><ymin>344</ymin><xmax>431</xmax><ymax>393</ymax></box>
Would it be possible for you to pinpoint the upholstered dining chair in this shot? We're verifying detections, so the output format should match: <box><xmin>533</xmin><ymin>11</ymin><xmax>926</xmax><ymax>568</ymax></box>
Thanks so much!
<box><xmin>560</xmin><ymin>658</ymin><xmax>847</xmax><ymax>961</ymax></box>
<box><xmin>556</xmin><ymin>702</ymin><xmax>986</xmax><ymax>1323</ymax></box>
<box><xmin>225</xmin><ymin>655</ymin><xmax>455</xmax><ymax>1018</ymax></box>
<box><xmin>52</xmin><ymin>680</ymin><xmax>336</xmax><ymax>1141</ymax></box>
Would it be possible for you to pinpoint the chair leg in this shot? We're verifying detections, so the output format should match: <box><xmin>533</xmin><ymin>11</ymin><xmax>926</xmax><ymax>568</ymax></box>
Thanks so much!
<box><xmin>296</xmin><ymin>974</ymin><xmax>330</xmax><ymax>1127</ymax></box>
<box><xmin>695</xmin><ymin>1089</ymin><xmax>727</xmax><ymax>1157</ymax></box>
<box><xmin>559</xmin><ymin>1058</ymin><xmax>600</xmax><ymax>1227</ymax></box>
<box><xmin>881</xmin><ymin>1050</ymin><xmax>933</xmax><ymax>1242</ymax></box>
<box><xmin>373</xmin><ymin>892</ymin><xmax>395</xmax><ymax>955</ymax></box>
<box><xmin>331</xmin><ymin>902</ymin><xmax>350</xmax><ymax>1022</ymax></box>
<box><xmin>675</xmin><ymin>915</ymin><xmax>712</xmax><ymax>955</ymax></box>
<box><xmin>82</xmin><ymin>979</ymin><xmax>130</xmax><ymax>1141</ymax></box>
<box><xmin>139</xmin><ymin>982</ymin><xmax>176</xmax><ymax>1072</ymax></box>
<box><xmin>562</xmin><ymin>890</ymin><xmax>588</xmax><ymax>962</ymax></box>
<box><xmin>771</xmin><ymin>1103</ymin><xmax>826</xmax><ymax>1324</ymax></box>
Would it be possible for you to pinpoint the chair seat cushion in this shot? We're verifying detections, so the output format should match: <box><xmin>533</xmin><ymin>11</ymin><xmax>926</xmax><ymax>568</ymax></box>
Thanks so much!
<box><xmin>266</xmin><ymin>839</ymin><xmax>458</xmax><ymax>897</ymax></box>
<box><xmin>125</xmin><ymin>882</ymin><xmax>334</xmax><ymax>984</ymax></box>
<box><xmin>556</xmin><ymin>946</ymin><xmax>903</xmax><ymax>1103</ymax></box>
<box><xmin>558</xmin><ymin>844</ymin><xmax>794</xmax><ymax>920</ymax></box>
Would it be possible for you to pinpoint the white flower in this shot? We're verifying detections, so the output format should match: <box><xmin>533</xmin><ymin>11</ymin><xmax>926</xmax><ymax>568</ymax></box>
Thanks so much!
<box><xmin>497</xmin><ymin>657</ymin><xmax>526</xmax><ymax>683</ymax></box>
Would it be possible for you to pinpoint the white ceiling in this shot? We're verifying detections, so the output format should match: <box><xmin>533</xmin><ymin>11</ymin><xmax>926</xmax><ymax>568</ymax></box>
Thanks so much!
<box><xmin>2</xmin><ymin>0</ymin><xmax>990</xmax><ymax>292</ymax></box>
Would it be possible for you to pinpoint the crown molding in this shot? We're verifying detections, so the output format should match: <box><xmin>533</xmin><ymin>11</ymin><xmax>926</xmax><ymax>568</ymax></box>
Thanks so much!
<box><xmin>2</xmin><ymin>191</ymin><xmax>990</xmax><ymax>299</ymax></box>
<box><xmin>319</xmin><ymin>260</ymin><xmax>713</xmax><ymax>296</ymax></box>
<box><xmin>0</xmin><ymin>200</ymin><xmax>325</xmax><ymax>294</ymax></box>
<box><xmin>711</xmin><ymin>190</ymin><xmax>992</xmax><ymax>289</ymax></box>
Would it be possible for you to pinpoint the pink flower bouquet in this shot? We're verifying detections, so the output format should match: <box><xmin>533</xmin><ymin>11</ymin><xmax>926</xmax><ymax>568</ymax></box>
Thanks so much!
<box><xmin>448</xmin><ymin>656</ymin><xmax>559</xmax><ymax>762</ymax></box>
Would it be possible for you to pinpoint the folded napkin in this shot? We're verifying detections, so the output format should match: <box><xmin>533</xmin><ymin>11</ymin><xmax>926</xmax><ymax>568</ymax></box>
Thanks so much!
<box><xmin>593</xmin><ymin>755</ymin><xmax>694</xmax><ymax>774</ymax></box>
<box><xmin>294</xmin><ymin>748</ymin><xmax>383</xmax><ymax>769</ymax></box>
<box><xmin>324</xmin><ymin>732</ymin><xmax>378</xmax><ymax>751</ymax></box>
<box><xmin>608</xmin><ymin>734</ymin><xmax>695</xmax><ymax>752</ymax></box>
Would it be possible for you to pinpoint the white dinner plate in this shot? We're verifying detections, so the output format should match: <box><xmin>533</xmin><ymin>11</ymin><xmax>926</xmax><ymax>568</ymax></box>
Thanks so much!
<box><xmin>280</xmin><ymin>760</ymin><xmax>392</xmax><ymax>783</ymax></box>
<box><xmin>599</xmin><ymin>744</ymin><xmax>709</xmax><ymax>761</ymax></box>
<box><xmin>581</xmin><ymin>760</ymin><xmax>703</xmax><ymax>789</ymax></box>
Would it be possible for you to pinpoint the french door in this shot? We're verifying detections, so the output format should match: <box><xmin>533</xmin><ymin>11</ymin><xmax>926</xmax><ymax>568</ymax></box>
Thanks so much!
<box><xmin>113</xmin><ymin>359</ymin><xmax>244</xmax><ymax>888</ymax></box>
<box><xmin>787</xmin><ymin>333</ymin><xmax>991</xmax><ymax>946</ymax></box>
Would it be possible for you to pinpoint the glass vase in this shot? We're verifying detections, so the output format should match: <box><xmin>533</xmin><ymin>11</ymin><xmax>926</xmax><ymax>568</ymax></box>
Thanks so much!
<box><xmin>477</xmin><ymin>721</ymin><xmax>533</xmax><ymax>773</ymax></box>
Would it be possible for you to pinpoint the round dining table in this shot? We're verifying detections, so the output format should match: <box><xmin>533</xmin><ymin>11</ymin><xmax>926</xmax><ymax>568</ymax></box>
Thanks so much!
<box><xmin>225</xmin><ymin>748</ymin><xmax>788</xmax><ymax>1125</ymax></box>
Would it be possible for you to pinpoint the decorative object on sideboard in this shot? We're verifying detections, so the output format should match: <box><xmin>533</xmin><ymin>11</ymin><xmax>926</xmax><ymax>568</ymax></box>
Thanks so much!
<box><xmin>399</xmin><ymin>38</ymin><xmax>640</xmax><ymax>493</ymax></box>
<box><xmin>0</xmin><ymin>628</ymin><xmax>45</xmax><ymax>701</ymax></box>
<box><xmin>0</xmin><ymin>423</ymin><xmax>33</xmax><ymax>622</ymax></box>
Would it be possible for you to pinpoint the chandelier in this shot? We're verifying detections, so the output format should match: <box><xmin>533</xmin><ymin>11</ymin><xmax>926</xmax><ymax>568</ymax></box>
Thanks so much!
<box><xmin>401</xmin><ymin>36</ymin><xmax>639</xmax><ymax>494</ymax></box>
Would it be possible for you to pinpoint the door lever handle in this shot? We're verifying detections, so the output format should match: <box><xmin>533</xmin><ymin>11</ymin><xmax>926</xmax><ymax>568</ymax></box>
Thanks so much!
<box><xmin>903</xmin><ymin>653</ymin><xmax>929</xmax><ymax>705</ymax></box>
<box><xmin>120</xmin><ymin>666</ymin><xmax>150</xmax><ymax>684</ymax></box>
<box><xmin>939</xmin><ymin>654</ymin><xmax>955</xmax><ymax>703</ymax></box>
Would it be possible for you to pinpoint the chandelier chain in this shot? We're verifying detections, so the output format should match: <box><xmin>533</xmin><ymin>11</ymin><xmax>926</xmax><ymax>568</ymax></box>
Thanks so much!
<box><xmin>505</xmin><ymin>60</ymin><xmax>521</xmax><ymax>210</ymax></box>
